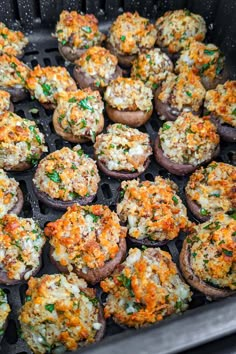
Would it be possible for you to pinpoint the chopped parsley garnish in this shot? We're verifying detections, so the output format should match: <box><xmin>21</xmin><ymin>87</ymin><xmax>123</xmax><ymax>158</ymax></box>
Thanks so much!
<box><xmin>82</xmin><ymin>26</ymin><xmax>92</xmax><ymax>33</ymax></box>
<box><xmin>222</xmin><ymin>249</ymin><xmax>233</xmax><ymax>257</ymax></box>
<box><xmin>192</xmin><ymin>252</ymin><xmax>197</xmax><ymax>258</ymax></box>
<box><xmin>78</xmin><ymin>98</ymin><xmax>94</xmax><ymax>112</ymax></box>
<box><xmin>61</xmin><ymin>39</ymin><xmax>67</xmax><ymax>45</ymax></box>
<box><xmin>232</xmin><ymin>108</ymin><xmax>236</xmax><ymax>116</ymax></box>
<box><xmin>46</xmin><ymin>171</ymin><xmax>61</xmax><ymax>183</ymax></box>
<box><xmin>162</xmin><ymin>123</ymin><xmax>171</xmax><ymax>131</ymax></box>
<box><xmin>25</xmin><ymin>295</ymin><xmax>31</xmax><ymax>302</ymax></box>
<box><xmin>141</xmin><ymin>245</ymin><xmax>147</xmax><ymax>250</ymax></box>
<box><xmin>172</xmin><ymin>195</ymin><xmax>178</xmax><ymax>205</ymax></box>
<box><xmin>227</xmin><ymin>208</ymin><xmax>236</xmax><ymax>220</ymax></box>
<box><xmin>204</xmin><ymin>49</ymin><xmax>217</xmax><ymax>55</ymax></box>
<box><xmin>185</xmin><ymin>91</ymin><xmax>192</xmax><ymax>97</ymax></box>
<box><xmin>1</xmin><ymin>33</ymin><xmax>8</xmax><ymax>39</ymax></box>
<box><xmin>71</xmin><ymin>163</ymin><xmax>77</xmax><ymax>170</ymax></box>
<box><xmin>117</xmin><ymin>274</ymin><xmax>134</xmax><ymax>296</ymax></box>
<box><xmin>175</xmin><ymin>300</ymin><xmax>183</xmax><ymax>310</ymax></box>
<box><xmin>95</xmin><ymin>81</ymin><xmax>100</xmax><ymax>87</ymax></box>
<box><xmin>81</xmin><ymin>118</ymin><xmax>87</xmax><ymax>128</ymax></box>
<box><xmin>45</xmin><ymin>304</ymin><xmax>55</xmax><ymax>313</ymax></box>
<box><xmin>77</xmin><ymin>149</ymin><xmax>84</xmax><ymax>156</ymax></box>
<box><xmin>68</xmin><ymin>97</ymin><xmax>77</xmax><ymax>103</ymax></box>
<box><xmin>88</xmin><ymin>212</ymin><xmax>100</xmax><ymax>223</ymax></box>
<box><xmin>26</xmin><ymin>153</ymin><xmax>40</xmax><ymax>166</ymax></box>
<box><xmin>42</xmin><ymin>83</ymin><xmax>52</xmax><ymax>96</ymax></box>
<box><xmin>152</xmin><ymin>83</ymin><xmax>160</xmax><ymax>90</ymax></box>
<box><xmin>200</xmin><ymin>208</ymin><xmax>210</xmax><ymax>216</ymax></box>
<box><xmin>68</xmin><ymin>191</ymin><xmax>81</xmax><ymax>199</ymax></box>
<box><xmin>203</xmin><ymin>221</ymin><xmax>221</xmax><ymax>230</ymax></box>
<box><xmin>120</xmin><ymin>35</ymin><xmax>126</xmax><ymax>42</ymax></box>
<box><xmin>58</xmin><ymin>114</ymin><xmax>65</xmax><ymax>123</ymax></box>
<box><xmin>209</xmin><ymin>191</ymin><xmax>220</xmax><ymax>197</ymax></box>
<box><xmin>199</xmin><ymin>62</ymin><xmax>211</xmax><ymax>75</ymax></box>
<box><xmin>29</xmin><ymin>125</ymin><xmax>42</xmax><ymax>144</ymax></box>
<box><xmin>86</xmin><ymin>55</ymin><xmax>91</xmax><ymax>61</ymax></box>
<box><xmin>184</xmin><ymin>9</ymin><xmax>191</xmax><ymax>16</ymax></box>
<box><xmin>29</xmin><ymin>108</ymin><xmax>39</xmax><ymax>114</ymax></box>
<box><xmin>56</xmin><ymin>29</ymin><xmax>63</xmax><ymax>33</ymax></box>
<box><xmin>80</xmin><ymin>291</ymin><xmax>98</xmax><ymax>305</ymax></box>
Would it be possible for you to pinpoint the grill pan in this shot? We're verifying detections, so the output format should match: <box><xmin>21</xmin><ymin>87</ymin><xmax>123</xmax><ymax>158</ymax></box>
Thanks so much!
<box><xmin>0</xmin><ymin>1</ymin><xmax>235</xmax><ymax>353</ymax></box>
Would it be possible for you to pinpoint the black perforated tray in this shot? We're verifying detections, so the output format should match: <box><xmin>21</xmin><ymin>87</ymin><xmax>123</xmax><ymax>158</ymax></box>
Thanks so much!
<box><xmin>0</xmin><ymin>24</ymin><xmax>235</xmax><ymax>354</ymax></box>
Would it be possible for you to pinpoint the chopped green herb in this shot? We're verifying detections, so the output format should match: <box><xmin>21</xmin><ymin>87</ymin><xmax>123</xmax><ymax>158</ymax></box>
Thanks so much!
<box><xmin>222</xmin><ymin>249</ymin><xmax>233</xmax><ymax>257</ymax></box>
<box><xmin>71</xmin><ymin>163</ymin><xmax>77</xmax><ymax>170</ymax></box>
<box><xmin>86</xmin><ymin>55</ymin><xmax>91</xmax><ymax>61</ymax></box>
<box><xmin>199</xmin><ymin>62</ymin><xmax>211</xmax><ymax>75</ymax></box>
<box><xmin>68</xmin><ymin>191</ymin><xmax>80</xmax><ymax>199</ymax></box>
<box><xmin>26</xmin><ymin>153</ymin><xmax>40</xmax><ymax>166</ymax></box>
<box><xmin>141</xmin><ymin>245</ymin><xmax>147</xmax><ymax>250</ymax></box>
<box><xmin>88</xmin><ymin>212</ymin><xmax>100</xmax><ymax>223</ymax></box>
<box><xmin>186</xmin><ymin>127</ymin><xmax>194</xmax><ymax>134</ymax></box>
<box><xmin>46</xmin><ymin>171</ymin><xmax>61</xmax><ymax>183</ymax></box>
<box><xmin>45</xmin><ymin>304</ymin><xmax>55</xmax><ymax>313</ymax></box>
<box><xmin>56</xmin><ymin>29</ymin><xmax>63</xmax><ymax>33</ymax></box>
<box><xmin>61</xmin><ymin>39</ymin><xmax>67</xmax><ymax>45</ymax></box>
<box><xmin>80</xmin><ymin>291</ymin><xmax>98</xmax><ymax>305</ymax></box>
<box><xmin>82</xmin><ymin>26</ymin><xmax>92</xmax><ymax>33</ymax></box>
<box><xmin>109</xmin><ymin>144</ymin><xmax>115</xmax><ymax>148</ymax></box>
<box><xmin>29</xmin><ymin>125</ymin><xmax>42</xmax><ymax>144</ymax></box>
<box><xmin>209</xmin><ymin>163</ymin><xmax>218</xmax><ymax>170</ymax></box>
<box><xmin>68</xmin><ymin>97</ymin><xmax>77</xmax><ymax>103</ymax></box>
<box><xmin>1</xmin><ymin>33</ymin><xmax>8</xmax><ymax>39</ymax></box>
<box><xmin>117</xmin><ymin>274</ymin><xmax>134</xmax><ymax>296</ymax></box>
<box><xmin>25</xmin><ymin>295</ymin><xmax>31</xmax><ymax>302</ymax></box>
<box><xmin>218</xmin><ymin>240</ymin><xmax>225</xmax><ymax>245</ymax></box>
<box><xmin>81</xmin><ymin>118</ymin><xmax>87</xmax><ymax>128</ymax></box>
<box><xmin>204</xmin><ymin>49</ymin><xmax>217</xmax><ymax>55</ymax></box>
<box><xmin>192</xmin><ymin>252</ymin><xmax>197</xmax><ymax>258</ymax></box>
<box><xmin>42</xmin><ymin>83</ymin><xmax>52</xmax><ymax>96</ymax></box>
<box><xmin>232</xmin><ymin>108</ymin><xmax>236</xmax><ymax>116</ymax></box>
<box><xmin>184</xmin><ymin>9</ymin><xmax>191</xmax><ymax>16</ymax></box>
<box><xmin>78</xmin><ymin>98</ymin><xmax>94</xmax><ymax>112</ymax></box>
<box><xmin>185</xmin><ymin>91</ymin><xmax>192</xmax><ymax>97</ymax></box>
<box><xmin>162</xmin><ymin>123</ymin><xmax>171</xmax><ymax>131</ymax></box>
<box><xmin>120</xmin><ymin>35</ymin><xmax>126</xmax><ymax>42</ymax></box>
<box><xmin>209</xmin><ymin>191</ymin><xmax>220</xmax><ymax>197</ymax></box>
<box><xmin>11</xmin><ymin>240</ymin><xmax>22</xmax><ymax>251</ymax></box>
<box><xmin>172</xmin><ymin>195</ymin><xmax>178</xmax><ymax>205</ymax></box>
<box><xmin>146</xmin><ymin>54</ymin><xmax>151</xmax><ymax>59</ymax></box>
<box><xmin>10</xmin><ymin>62</ymin><xmax>17</xmax><ymax>69</ymax></box>
<box><xmin>200</xmin><ymin>208</ymin><xmax>210</xmax><ymax>216</ymax></box>
<box><xmin>29</xmin><ymin>108</ymin><xmax>39</xmax><ymax>114</ymax></box>
<box><xmin>95</xmin><ymin>81</ymin><xmax>100</xmax><ymax>87</ymax></box>
<box><xmin>175</xmin><ymin>300</ymin><xmax>183</xmax><ymax>310</ymax></box>
<box><xmin>152</xmin><ymin>83</ymin><xmax>159</xmax><ymax>90</ymax></box>
<box><xmin>77</xmin><ymin>149</ymin><xmax>84</xmax><ymax>156</ymax></box>
<box><xmin>58</xmin><ymin>114</ymin><xmax>65</xmax><ymax>123</ymax></box>
<box><xmin>203</xmin><ymin>259</ymin><xmax>209</xmax><ymax>264</ymax></box>
<box><xmin>91</xmin><ymin>130</ymin><xmax>96</xmax><ymax>142</ymax></box>
<box><xmin>232</xmin><ymin>232</ymin><xmax>236</xmax><ymax>237</ymax></box>
<box><xmin>227</xmin><ymin>208</ymin><xmax>236</xmax><ymax>220</ymax></box>
<box><xmin>203</xmin><ymin>221</ymin><xmax>221</xmax><ymax>230</ymax></box>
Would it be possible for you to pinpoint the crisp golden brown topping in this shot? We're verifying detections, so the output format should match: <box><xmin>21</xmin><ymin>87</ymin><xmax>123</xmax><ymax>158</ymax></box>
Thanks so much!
<box><xmin>0</xmin><ymin>214</ymin><xmax>45</xmax><ymax>280</ymax></box>
<box><xmin>159</xmin><ymin>113</ymin><xmax>219</xmax><ymax>165</ymax></box>
<box><xmin>186</xmin><ymin>213</ymin><xmax>236</xmax><ymax>290</ymax></box>
<box><xmin>108</xmin><ymin>12</ymin><xmax>157</xmax><ymax>55</ymax></box>
<box><xmin>0</xmin><ymin>112</ymin><xmax>47</xmax><ymax>170</ymax></box>
<box><xmin>0</xmin><ymin>289</ymin><xmax>10</xmax><ymax>333</ymax></box>
<box><xmin>104</xmin><ymin>77</ymin><xmax>153</xmax><ymax>111</ymax></box>
<box><xmin>176</xmin><ymin>41</ymin><xmax>225</xmax><ymax>81</ymax></box>
<box><xmin>158</xmin><ymin>71</ymin><xmax>206</xmax><ymax>113</ymax></box>
<box><xmin>101</xmin><ymin>247</ymin><xmax>192</xmax><ymax>327</ymax></box>
<box><xmin>204</xmin><ymin>81</ymin><xmax>236</xmax><ymax>127</ymax></box>
<box><xmin>33</xmin><ymin>146</ymin><xmax>100</xmax><ymax>201</ymax></box>
<box><xmin>44</xmin><ymin>204</ymin><xmax>126</xmax><ymax>270</ymax></box>
<box><xmin>0</xmin><ymin>54</ymin><xmax>30</xmax><ymax>88</ymax></box>
<box><xmin>55</xmin><ymin>89</ymin><xmax>104</xmax><ymax>142</ymax></box>
<box><xmin>26</xmin><ymin>65</ymin><xmax>77</xmax><ymax>104</ymax></box>
<box><xmin>94</xmin><ymin>124</ymin><xmax>152</xmax><ymax>173</ymax></box>
<box><xmin>0</xmin><ymin>22</ymin><xmax>28</xmax><ymax>56</ymax></box>
<box><xmin>117</xmin><ymin>176</ymin><xmax>190</xmax><ymax>241</ymax></box>
<box><xmin>156</xmin><ymin>9</ymin><xmax>206</xmax><ymax>53</ymax></box>
<box><xmin>0</xmin><ymin>169</ymin><xmax>19</xmax><ymax>217</ymax></box>
<box><xmin>131</xmin><ymin>48</ymin><xmax>173</xmax><ymax>89</ymax></box>
<box><xmin>19</xmin><ymin>273</ymin><xmax>102</xmax><ymax>353</ymax></box>
<box><xmin>76</xmin><ymin>46</ymin><xmax>118</xmax><ymax>87</ymax></box>
<box><xmin>55</xmin><ymin>10</ymin><xmax>105</xmax><ymax>49</ymax></box>
<box><xmin>186</xmin><ymin>162</ymin><xmax>236</xmax><ymax>216</ymax></box>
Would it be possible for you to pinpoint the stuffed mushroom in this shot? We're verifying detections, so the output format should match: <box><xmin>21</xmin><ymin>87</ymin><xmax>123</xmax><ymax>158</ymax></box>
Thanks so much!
<box><xmin>26</xmin><ymin>65</ymin><xmax>77</xmax><ymax>110</ymax></box>
<box><xmin>154</xmin><ymin>112</ymin><xmax>220</xmax><ymax>176</ymax></box>
<box><xmin>106</xmin><ymin>12</ymin><xmax>157</xmax><ymax>67</ymax></box>
<box><xmin>0</xmin><ymin>89</ymin><xmax>13</xmax><ymax>113</ymax></box>
<box><xmin>73</xmin><ymin>46</ymin><xmax>122</xmax><ymax>93</ymax></box>
<box><xmin>0</xmin><ymin>169</ymin><xmax>23</xmax><ymax>217</ymax></box>
<box><xmin>154</xmin><ymin>71</ymin><xmax>206</xmax><ymax>121</ymax></box>
<box><xmin>104</xmin><ymin>78</ymin><xmax>153</xmax><ymax>127</ymax></box>
<box><xmin>0</xmin><ymin>112</ymin><xmax>47</xmax><ymax>171</ymax></box>
<box><xmin>155</xmin><ymin>9</ymin><xmax>206</xmax><ymax>60</ymax></box>
<box><xmin>117</xmin><ymin>176</ymin><xmax>191</xmax><ymax>246</ymax></box>
<box><xmin>18</xmin><ymin>273</ymin><xmax>105</xmax><ymax>353</ymax></box>
<box><xmin>101</xmin><ymin>247</ymin><xmax>192</xmax><ymax>328</ymax></box>
<box><xmin>185</xmin><ymin>162</ymin><xmax>236</xmax><ymax>221</ymax></box>
<box><xmin>0</xmin><ymin>54</ymin><xmax>30</xmax><ymax>102</ymax></box>
<box><xmin>0</xmin><ymin>288</ymin><xmax>10</xmax><ymax>340</ymax></box>
<box><xmin>55</xmin><ymin>10</ymin><xmax>105</xmax><ymax>62</ymax></box>
<box><xmin>180</xmin><ymin>212</ymin><xmax>236</xmax><ymax>298</ymax></box>
<box><xmin>204</xmin><ymin>80</ymin><xmax>236</xmax><ymax>142</ymax></box>
<box><xmin>94</xmin><ymin>124</ymin><xmax>152</xmax><ymax>179</ymax></box>
<box><xmin>53</xmin><ymin>89</ymin><xmax>104</xmax><ymax>143</ymax></box>
<box><xmin>0</xmin><ymin>22</ymin><xmax>28</xmax><ymax>57</ymax></box>
<box><xmin>33</xmin><ymin>146</ymin><xmax>100</xmax><ymax>210</ymax></box>
<box><xmin>175</xmin><ymin>41</ymin><xmax>227</xmax><ymax>90</ymax></box>
<box><xmin>0</xmin><ymin>214</ymin><xmax>46</xmax><ymax>285</ymax></box>
<box><xmin>44</xmin><ymin>204</ymin><xmax>127</xmax><ymax>284</ymax></box>
<box><xmin>131</xmin><ymin>48</ymin><xmax>173</xmax><ymax>91</ymax></box>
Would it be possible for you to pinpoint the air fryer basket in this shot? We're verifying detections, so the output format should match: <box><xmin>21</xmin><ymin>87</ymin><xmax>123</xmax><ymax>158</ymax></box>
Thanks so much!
<box><xmin>0</xmin><ymin>1</ymin><xmax>235</xmax><ymax>354</ymax></box>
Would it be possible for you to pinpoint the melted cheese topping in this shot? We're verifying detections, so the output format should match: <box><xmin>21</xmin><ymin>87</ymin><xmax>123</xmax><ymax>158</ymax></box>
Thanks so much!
<box><xmin>19</xmin><ymin>273</ymin><xmax>102</xmax><ymax>353</ymax></box>
<box><xmin>0</xmin><ymin>112</ymin><xmax>47</xmax><ymax>170</ymax></box>
<box><xmin>0</xmin><ymin>289</ymin><xmax>10</xmax><ymax>332</ymax></box>
<box><xmin>94</xmin><ymin>124</ymin><xmax>152</xmax><ymax>173</ymax></box>
<box><xmin>33</xmin><ymin>146</ymin><xmax>100</xmax><ymax>201</ymax></box>
<box><xmin>0</xmin><ymin>54</ymin><xmax>30</xmax><ymax>88</ymax></box>
<box><xmin>108</xmin><ymin>12</ymin><xmax>157</xmax><ymax>55</ymax></box>
<box><xmin>0</xmin><ymin>214</ymin><xmax>45</xmax><ymax>280</ymax></box>
<box><xmin>0</xmin><ymin>90</ymin><xmax>11</xmax><ymax>114</ymax></box>
<box><xmin>117</xmin><ymin>176</ymin><xmax>190</xmax><ymax>241</ymax></box>
<box><xmin>176</xmin><ymin>41</ymin><xmax>225</xmax><ymax>81</ymax></box>
<box><xmin>158</xmin><ymin>71</ymin><xmax>206</xmax><ymax>113</ymax></box>
<box><xmin>76</xmin><ymin>46</ymin><xmax>118</xmax><ymax>87</ymax></box>
<box><xmin>131</xmin><ymin>48</ymin><xmax>173</xmax><ymax>89</ymax></box>
<box><xmin>186</xmin><ymin>162</ymin><xmax>236</xmax><ymax>216</ymax></box>
<box><xmin>187</xmin><ymin>213</ymin><xmax>236</xmax><ymax>290</ymax></box>
<box><xmin>104</xmin><ymin>77</ymin><xmax>153</xmax><ymax>111</ymax></box>
<box><xmin>0</xmin><ymin>169</ymin><xmax>19</xmax><ymax>217</ymax></box>
<box><xmin>101</xmin><ymin>247</ymin><xmax>192</xmax><ymax>327</ymax></box>
<box><xmin>44</xmin><ymin>204</ymin><xmax>127</xmax><ymax>270</ymax></box>
<box><xmin>159</xmin><ymin>113</ymin><xmax>219</xmax><ymax>166</ymax></box>
<box><xmin>55</xmin><ymin>11</ymin><xmax>105</xmax><ymax>49</ymax></box>
<box><xmin>55</xmin><ymin>89</ymin><xmax>104</xmax><ymax>142</ymax></box>
<box><xmin>155</xmin><ymin>10</ymin><xmax>206</xmax><ymax>53</ymax></box>
<box><xmin>26</xmin><ymin>65</ymin><xmax>77</xmax><ymax>104</ymax></box>
<box><xmin>204</xmin><ymin>81</ymin><xmax>236</xmax><ymax>127</ymax></box>
<box><xmin>0</xmin><ymin>22</ymin><xmax>28</xmax><ymax>56</ymax></box>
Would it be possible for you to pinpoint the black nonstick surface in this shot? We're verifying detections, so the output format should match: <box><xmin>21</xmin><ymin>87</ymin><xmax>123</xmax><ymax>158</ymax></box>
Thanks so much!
<box><xmin>0</xmin><ymin>30</ymin><xmax>235</xmax><ymax>354</ymax></box>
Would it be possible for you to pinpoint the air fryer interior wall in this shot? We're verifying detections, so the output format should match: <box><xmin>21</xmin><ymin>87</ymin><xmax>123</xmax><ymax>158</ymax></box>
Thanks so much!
<box><xmin>0</xmin><ymin>1</ymin><xmax>235</xmax><ymax>354</ymax></box>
